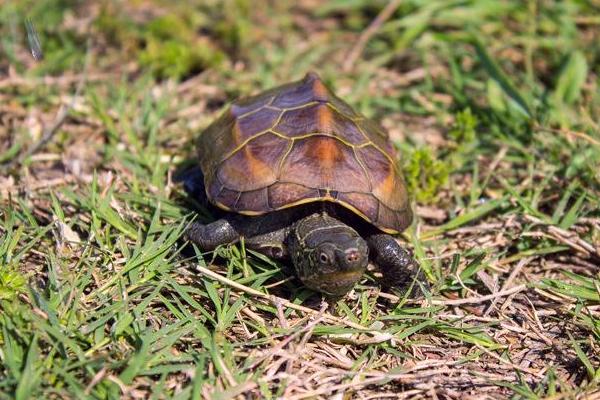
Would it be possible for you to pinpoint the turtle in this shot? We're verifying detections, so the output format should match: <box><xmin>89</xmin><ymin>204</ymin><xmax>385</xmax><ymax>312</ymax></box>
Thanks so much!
<box><xmin>184</xmin><ymin>72</ymin><xmax>424</xmax><ymax>296</ymax></box>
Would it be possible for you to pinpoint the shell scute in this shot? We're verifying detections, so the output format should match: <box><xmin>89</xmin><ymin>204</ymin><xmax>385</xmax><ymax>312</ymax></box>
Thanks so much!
<box><xmin>355</xmin><ymin>145</ymin><xmax>405</xmax><ymax>209</ymax></box>
<box><xmin>356</xmin><ymin>117</ymin><xmax>395</xmax><ymax>156</ymax></box>
<box><xmin>271</xmin><ymin>72</ymin><xmax>329</xmax><ymax>108</ymax></box>
<box><xmin>197</xmin><ymin>72</ymin><xmax>411</xmax><ymax>233</ymax></box>
<box><xmin>230</xmin><ymin>91</ymin><xmax>274</xmax><ymax>117</ymax></box>
<box><xmin>235</xmin><ymin>187</ymin><xmax>270</xmax><ymax>212</ymax></box>
<box><xmin>236</xmin><ymin>107</ymin><xmax>281</xmax><ymax>142</ymax></box>
<box><xmin>278</xmin><ymin>136</ymin><xmax>370</xmax><ymax>193</ymax></box>
<box><xmin>275</xmin><ymin>103</ymin><xmax>367</xmax><ymax>145</ymax></box>
<box><xmin>217</xmin><ymin>132</ymin><xmax>288</xmax><ymax>192</ymax></box>
<box><xmin>268</xmin><ymin>182</ymin><xmax>319</xmax><ymax>210</ymax></box>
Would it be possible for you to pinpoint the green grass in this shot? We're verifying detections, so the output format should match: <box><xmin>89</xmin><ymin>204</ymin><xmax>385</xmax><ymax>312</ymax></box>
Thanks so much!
<box><xmin>1</xmin><ymin>0</ymin><xmax>599</xmax><ymax>398</ymax></box>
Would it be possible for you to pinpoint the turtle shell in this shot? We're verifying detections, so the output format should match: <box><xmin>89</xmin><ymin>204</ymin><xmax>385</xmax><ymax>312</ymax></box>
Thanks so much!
<box><xmin>196</xmin><ymin>72</ymin><xmax>412</xmax><ymax>234</ymax></box>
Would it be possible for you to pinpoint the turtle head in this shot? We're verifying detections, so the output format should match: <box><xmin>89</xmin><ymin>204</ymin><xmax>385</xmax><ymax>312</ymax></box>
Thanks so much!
<box><xmin>289</xmin><ymin>213</ymin><xmax>368</xmax><ymax>296</ymax></box>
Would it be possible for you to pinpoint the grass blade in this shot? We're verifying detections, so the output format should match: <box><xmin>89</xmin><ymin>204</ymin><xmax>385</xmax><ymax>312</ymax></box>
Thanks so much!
<box><xmin>472</xmin><ymin>37</ymin><xmax>532</xmax><ymax>118</ymax></box>
<box><xmin>553</xmin><ymin>51</ymin><xmax>588</xmax><ymax>105</ymax></box>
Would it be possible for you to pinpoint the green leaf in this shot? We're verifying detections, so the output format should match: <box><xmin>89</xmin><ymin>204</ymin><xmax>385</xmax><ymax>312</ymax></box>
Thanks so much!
<box><xmin>473</xmin><ymin>38</ymin><xmax>531</xmax><ymax>119</ymax></box>
<box><xmin>112</xmin><ymin>312</ymin><xmax>135</xmax><ymax>337</ymax></box>
<box><xmin>539</xmin><ymin>278</ymin><xmax>599</xmax><ymax>302</ymax></box>
<box><xmin>560</xmin><ymin>191</ymin><xmax>586</xmax><ymax>230</ymax></box>
<box><xmin>486</xmin><ymin>79</ymin><xmax>507</xmax><ymax>114</ymax></box>
<box><xmin>570</xmin><ymin>336</ymin><xmax>597</xmax><ymax>382</ymax></box>
<box><xmin>119</xmin><ymin>339</ymin><xmax>150</xmax><ymax>385</ymax></box>
<box><xmin>0</xmin><ymin>142</ymin><xmax>21</xmax><ymax>163</ymax></box>
<box><xmin>440</xmin><ymin>326</ymin><xmax>501</xmax><ymax>349</ymax></box>
<box><xmin>204</xmin><ymin>281</ymin><xmax>222</xmax><ymax>317</ymax></box>
<box><xmin>459</xmin><ymin>253</ymin><xmax>487</xmax><ymax>281</ymax></box>
<box><xmin>552</xmin><ymin>181</ymin><xmax>578</xmax><ymax>224</ymax></box>
<box><xmin>553</xmin><ymin>51</ymin><xmax>588</xmax><ymax>105</ymax></box>
<box><xmin>424</xmin><ymin>197</ymin><xmax>506</xmax><ymax>238</ymax></box>
<box><xmin>15</xmin><ymin>336</ymin><xmax>41</xmax><ymax>400</ymax></box>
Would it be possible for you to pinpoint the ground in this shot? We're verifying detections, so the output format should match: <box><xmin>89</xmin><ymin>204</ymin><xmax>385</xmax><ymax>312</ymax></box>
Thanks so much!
<box><xmin>0</xmin><ymin>1</ymin><xmax>599</xmax><ymax>399</ymax></box>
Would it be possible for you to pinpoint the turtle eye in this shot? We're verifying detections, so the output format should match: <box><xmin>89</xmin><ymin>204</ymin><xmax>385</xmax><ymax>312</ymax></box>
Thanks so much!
<box><xmin>270</xmin><ymin>247</ymin><xmax>284</xmax><ymax>259</ymax></box>
<box><xmin>319</xmin><ymin>252</ymin><xmax>330</xmax><ymax>264</ymax></box>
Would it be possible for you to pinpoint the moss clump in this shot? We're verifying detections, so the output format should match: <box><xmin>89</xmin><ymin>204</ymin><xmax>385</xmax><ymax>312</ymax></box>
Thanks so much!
<box><xmin>448</xmin><ymin>108</ymin><xmax>477</xmax><ymax>147</ymax></box>
<box><xmin>139</xmin><ymin>36</ymin><xmax>224</xmax><ymax>80</ymax></box>
<box><xmin>95</xmin><ymin>10</ymin><xmax>226</xmax><ymax>80</ymax></box>
<box><xmin>0</xmin><ymin>267</ymin><xmax>26</xmax><ymax>301</ymax></box>
<box><xmin>404</xmin><ymin>147</ymin><xmax>449</xmax><ymax>204</ymax></box>
<box><xmin>137</xmin><ymin>14</ymin><xmax>227</xmax><ymax>80</ymax></box>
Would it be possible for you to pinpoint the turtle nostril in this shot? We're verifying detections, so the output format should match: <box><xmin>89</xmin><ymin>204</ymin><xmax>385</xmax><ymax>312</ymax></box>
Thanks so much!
<box><xmin>345</xmin><ymin>250</ymin><xmax>361</xmax><ymax>263</ymax></box>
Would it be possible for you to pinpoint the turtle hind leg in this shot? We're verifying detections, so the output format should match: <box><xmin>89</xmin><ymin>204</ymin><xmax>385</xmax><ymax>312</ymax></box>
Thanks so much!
<box><xmin>186</xmin><ymin>218</ymin><xmax>240</xmax><ymax>251</ymax></box>
<box><xmin>174</xmin><ymin>165</ymin><xmax>211</xmax><ymax>208</ymax></box>
<box><xmin>367</xmin><ymin>233</ymin><xmax>428</xmax><ymax>297</ymax></box>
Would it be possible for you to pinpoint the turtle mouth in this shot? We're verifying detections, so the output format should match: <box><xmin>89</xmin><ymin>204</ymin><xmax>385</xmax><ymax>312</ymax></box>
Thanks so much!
<box><xmin>322</xmin><ymin>270</ymin><xmax>363</xmax><ymax>282</ymax></box>
<box><xmin>304</xmin><ymin>269</ymin><xmax>364</xmax><ymax>296</ymax></box>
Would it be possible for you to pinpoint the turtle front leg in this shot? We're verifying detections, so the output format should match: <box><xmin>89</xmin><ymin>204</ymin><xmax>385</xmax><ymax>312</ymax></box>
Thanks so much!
<box><xmin>367</xmin><ymin>234</ymin><xmax>427</xmax><ymax>297</ymax></box>
<box><xmin>185</xmin><ymin>218</ymin><xmax>240</xmax><ymax>251</ymax></box>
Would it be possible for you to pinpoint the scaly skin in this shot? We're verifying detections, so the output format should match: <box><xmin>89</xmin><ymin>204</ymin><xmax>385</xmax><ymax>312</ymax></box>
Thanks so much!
<box><xmin>185</xmin><ymin>209</ymin><xmax>423</xmax><ymax>296</ymax></box>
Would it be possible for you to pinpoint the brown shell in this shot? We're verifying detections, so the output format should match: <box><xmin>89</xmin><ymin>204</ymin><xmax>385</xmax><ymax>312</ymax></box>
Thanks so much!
<box><xmin>197</xmin><ymin>72</ymin><xmax>411</xmax><ymax>234</ymax></box>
